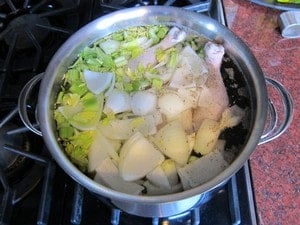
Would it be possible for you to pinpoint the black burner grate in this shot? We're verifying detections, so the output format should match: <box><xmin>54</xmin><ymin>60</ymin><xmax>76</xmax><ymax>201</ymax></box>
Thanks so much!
<box><xmin>0</xmin><ymin>0</ymin><xmax>96</xmax><ymax>98</ymax></box>
<box><xmin>99</xmin><ymin>0</ymin><xmax>213</xmax><ymax>14</ymax></box>
<box><xmin>0</xmin><ymin>145</ymin><xmax>55</xmax><ymax>225</ymax></box>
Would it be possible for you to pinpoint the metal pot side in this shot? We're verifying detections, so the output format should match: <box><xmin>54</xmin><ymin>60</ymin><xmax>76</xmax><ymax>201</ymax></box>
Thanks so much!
<box><xmin>38</xmin><ymin>6</ymin><xmax>268</xmax><ymax>217</ymax></box>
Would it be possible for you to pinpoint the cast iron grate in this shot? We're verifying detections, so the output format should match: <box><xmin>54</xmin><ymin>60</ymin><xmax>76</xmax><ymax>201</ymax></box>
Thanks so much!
<box><xmin>0</xmin><ymin>145</ymin><xmax>55</xmax><ymax>225</ymax></box>
<box><xmin>99</xmin><ymin>0</ymin><xmax>212</xmax><ymax>13</ymax></box>
<box><xmin>0</xmin><ymin>0</ymin><xmax>95</xmax><ymax>99</ymax></box>
<box><xmin>0</xmin><ymin>103</ymin><xmax>54</xmax><ymax>225</ymax></box>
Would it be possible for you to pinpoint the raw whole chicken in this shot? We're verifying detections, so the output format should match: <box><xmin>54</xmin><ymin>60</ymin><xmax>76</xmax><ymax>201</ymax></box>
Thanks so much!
<box><xmin>193</xmin><ymin>42</ymin><xmax>229</xmax><ymax>130</ymax></box>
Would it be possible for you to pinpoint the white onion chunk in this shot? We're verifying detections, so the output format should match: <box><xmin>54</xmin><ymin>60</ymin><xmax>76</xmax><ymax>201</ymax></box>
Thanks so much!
<box><xmin>83</xmin><ymin>70</ymin><xmax>114</xmax><ymax>95</ymax></box>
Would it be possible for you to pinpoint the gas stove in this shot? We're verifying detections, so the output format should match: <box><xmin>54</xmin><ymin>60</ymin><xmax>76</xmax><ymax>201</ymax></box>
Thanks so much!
<box><xmin>0</xmin><ymin>1</ymin><xmax>258</xmax><ymax>224</ymax></box>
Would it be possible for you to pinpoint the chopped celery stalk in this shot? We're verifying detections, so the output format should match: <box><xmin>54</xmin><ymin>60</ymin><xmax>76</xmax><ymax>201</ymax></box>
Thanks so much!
<box><xmin>167</xmin><ymin>48</ymin><xmax>179</xmax><ymax>68</ymax></box>
<box><xmin>67</xmin><ymin>145</ymin><xmax>89</xmax><ymax>171</ymax></box>
<box><xmin>99</xmin><ymin>39</ymin><xmax>120</xmax><ymax>54</ymax></box>
<box><xmin>80</xmin><ymin>47</ymin><xmax>97</xmax><ymax>59</ymax></box>
<box><xmin>58</xmin><ymin>93</ymin><xmax>103</xmax><ymax>131</ymax></box>
<box><xmin>65</xmin><ymin>130</ymin><xmax>95</xmax><ymax>171</ymax></box>
<box><xmin>82</xmin><ymin>92</ymin><xmax>103</xmax><ymax>111</ymax></box>
<box><xmin>95</xmin><ymin>48</ymin><xmax>115</xmax><ymax>70</ymax></box>
<box><xmin>58</xmin><ymin>104</ymin><xmax>83</xmax><ymax>119</ymax></box>
<box><xmin>124</xmin><ymin>83</ymin><xmax>133</xmax><ymax>92</ymax></box>
<box><xmin>69</xmin><ymin>111</ymin><xmax>101</xmax><ymax>130</ymax></box>
<box><xmin>155</xmin><ymin>48</ymin><xmax>166</xmax><ymax>63</ymax></box>
<box><xmin>152</xmin><ymin>78</ymin><xmax>163</xmax><ymax>90</ymax></box>
<box><xmin>156</xmin><ymin>26</ymin><xmax>169</xmax><ymax>38</ymax></box>
<box><xmin>112</xmin><ymin>32</ymin><xmax>124</xmax><ymax>41</ymax></box>
<box><xmin>69</xmin><ymin>130</ymin><xmax>95</xmax><ymax>150</ymax></box>
<box><xmin>156</xmin><ymin>47</ymin><xmax>179</xmax><ymax>68</ymax></box>
<box><xmin>130</xmin><ymin>47</ymin><xmax>143</xmax><ymax>58</ymax></box>
<box><xmin>59</xmin><ymin>126</ymin><xmax>74</xmax><ymax>139</ymax></box>
<box><xmin>131</xmin><ymin>79</ymin><xmax>151</xmax><ymax>91</ymax></box>
<box><xmin>114</xmin><ymin>56</ymin><xmax>128</xmax><ymax>67</ymax></box>
<box><xmin>54</xmin><ymin>110</ymin><xmax>70</xmax><ymax>128</ymax></box>
<box><xmin>121</xmin><ymin>37</ymin><xmax>148</xmax><ymax>49</ymax></box>
<box><xmin>69</xmin><ymin>82</ymin><xmax>88</xmax><ymax>96</ymax></box>
<box><xmin>56</xmin><ymin>91</ymin><xmax>64</xmax><ymax>105</ymax></box>
<box><xmin>62</xmin><ymin>93</ymin><xmax>81</xmax><ymax>106</ymax></box>
<box><xmin>86</xmin><ymin>58</ymin><xmax>101</xmax><ymax>65</ymax></box>
<box><xmin>64</xmin><ymin>69</ymin><xmax>81</xmax><ymax>84</ymax></box>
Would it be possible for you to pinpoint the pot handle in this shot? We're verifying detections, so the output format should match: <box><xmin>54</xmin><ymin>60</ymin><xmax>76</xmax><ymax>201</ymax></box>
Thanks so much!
<box><xmin>258</xmin><ymin>77</ymin><xmax>294</xmax><ymax>145</ymax></box>
<box><xmin>18</xmin><ymin>73</ymin><xmax>44</xmax><ymax>136</ymax></box>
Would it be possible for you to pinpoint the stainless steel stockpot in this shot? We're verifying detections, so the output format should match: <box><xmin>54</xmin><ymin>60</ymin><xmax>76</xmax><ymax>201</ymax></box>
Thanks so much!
<box><xmin>19</xmin><ymin>6</ymin><xmax>293</xmax><ymax>217</ymax></box>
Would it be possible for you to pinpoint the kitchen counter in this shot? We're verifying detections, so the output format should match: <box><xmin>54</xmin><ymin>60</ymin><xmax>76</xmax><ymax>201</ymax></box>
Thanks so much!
<box><xmin>223</xmin><ymin>1</ymin><xmax>300</xmax><ymax>225</ymax></box>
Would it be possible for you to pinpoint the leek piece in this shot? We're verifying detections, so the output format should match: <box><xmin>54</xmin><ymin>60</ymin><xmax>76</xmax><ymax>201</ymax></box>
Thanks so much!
<box><xmin>69</xmin><ymin>82</ymin><xmax>88</xmax><ymax>96</ymax></box>
<box><xmin>69</xmin><ymin>111</ymin><xmax>101</xmax><ymax>130</ymax></box>
<box><xmin>99</xmin><ymin>39</ymin><xmax>120</xmax><ymax>54</ymax></box>
<box><xmin>151</xmin><ymin>78</ymin><xmax>163</xmax><ymax>90</ymax></box>
<box><xmin>114</xmin><ymin>56</ymin><xmax>128</xmax><ymax>67</ymax></box>
<box><xmin>62</xmin><ymin>93</ymin><xmax>81</xmax><ymax>107</ymax></box>
<box><xmin>64</xmin><ymin>69</ymin><xmax>81</xmax><ymax>84</ymax></box>
<box><xmin>166</xmin><ymin>48</ymin><xmax>179</xmax><ymax>68</ymax></box>
<box><xmin>58</xmin><ymin>126</ymin><xmax>74</xmax><ymax>139</ymax></box>
<box><xmin>65</xmin><ymin>130</ymin><xmax>96</xmax><ymax>171</ymax></box>
<box><xmin>82</xmin><ymin>93</ymin><xmax>101</xmax><ymax>111</ymax></box>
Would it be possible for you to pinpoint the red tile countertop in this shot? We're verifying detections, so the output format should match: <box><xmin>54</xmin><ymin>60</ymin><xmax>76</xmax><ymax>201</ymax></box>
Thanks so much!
<box><xmin>223</xmin><ymin>1</ymin><xmax>300</xmax><ymax>224</ymax></box>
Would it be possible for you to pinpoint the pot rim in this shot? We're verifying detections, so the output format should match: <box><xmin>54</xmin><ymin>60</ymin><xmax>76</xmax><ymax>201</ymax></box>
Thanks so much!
<box><xmin>38</xmin><ymin>6</ymin><xmax>268</xmax><ymax>204</ymax></box>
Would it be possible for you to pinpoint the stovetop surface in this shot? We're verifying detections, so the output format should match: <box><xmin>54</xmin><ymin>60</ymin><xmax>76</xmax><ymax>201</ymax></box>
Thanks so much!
<box><xmin>9</xmin><ymin>161</ymin><xmax>257</xmax><ymax>225</ymax></box>
<box><xmin>0</xmin><ymin>1</ymin><xmax>258</xmax><ymax>224</ymax></box>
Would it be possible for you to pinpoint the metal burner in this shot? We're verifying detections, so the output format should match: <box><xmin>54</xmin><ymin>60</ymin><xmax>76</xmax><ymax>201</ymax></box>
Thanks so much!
<box><xmin>0</xmin><ymin>0</ymin><xmax>95</xmax><ymax>99</ymax></box>
<box><xmin>0</xmin><ymin>122</ymin><xmax>25</xmax><ymax>172</ymax></box>
<box><xmin>0</xmin><ymin>105</ymin><xmax>44</xmax><ymax>203</ymax></box>
<box><xmin>0</xmin><ymin>144</ymin><xmax>54</xmax><ymax>225</ymax></box>
<box><xmin>0</xmin><ymin>0</ymin><xmax>83</xmax><ymax>75</ymax></box>
<box><xmin>0</xmin><ymin>107</ymin><xmax>30</xmax><ymax>182</ymax></box>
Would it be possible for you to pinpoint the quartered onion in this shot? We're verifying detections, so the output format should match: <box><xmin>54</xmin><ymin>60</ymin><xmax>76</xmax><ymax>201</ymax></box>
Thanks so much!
<box><xmin>104</xmin><ymin>89</ymin><xmax>131</xmax><ymax>114</ymax></box>
<box><xmin>119</xmin><ymin>132</ymin><xmax>165</xmax><ymax>181</ymax></box>
<box><xmin>83</xmin><ymin>70</ymin><xmax>114</xmax><ymax>95</ymax></box>
<box><xmin>131</xmin><ymin>90</ymin><xmax>157</xmax><ymax>116</ymax></box>
<box><xmin>158</xmin><ymin>92</ymin><xmax>189</xmax><ymax>120</ymax></box>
